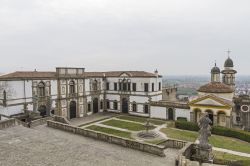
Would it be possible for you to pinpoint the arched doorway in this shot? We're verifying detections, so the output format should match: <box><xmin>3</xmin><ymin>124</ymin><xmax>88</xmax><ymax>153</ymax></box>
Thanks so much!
<box><xmin>206</xmin><ymin>110</ymin><xmax>214</xmax><ymax>125</ymax></box>
<box><xmin>93</xmin><ymin>98</ymin><xmax>99</xmax><ymax>113</ymax></box>
<box><xmin>194</xmin><ymin>108</ymin><xmax>201</xmax><ymax>123</ymax></box>
<box><xmin>70</xmin><ymin>101</ymin><xmax>77</xmax><ymax>119</ymax></box>
<box><xmin>38</xmin><ymin>105</ymin><xmax>47</xmax><ymax>117</ymax></box>
<box><xmin>122</xmin><ymin>98</ymin><xmax>129</xmax><ymax>113</ymax></box>
<box><xmin>168</xmin><ymin>108</ymin><xmax>174</xmax><ymax>120</ymax></box>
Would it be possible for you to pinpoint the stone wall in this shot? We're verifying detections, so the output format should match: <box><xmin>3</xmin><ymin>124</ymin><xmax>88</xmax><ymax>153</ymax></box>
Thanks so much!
<box><xmin>53</xmin><ymin>115</ymin><xmax>70</xmax><ymax>124</ymax></box>
<box><xmin>160</xmin><ymin>139</ymin><xmax>187</xmax><ymax>149</ymax></box>
<box><xmin>29</xmin><ymin>117</ymin><xmax>53</xmax><ymax>128</ymax></box>
<box><xmin>0</xmin><ymin>117</ymin><xmax>53</xmax><ymax>130</ymax></box>
<box><xmin>175</xmin><ymin>143</ymin><xmax>226</xmax><ymax>166</ymax></box>
<box><xmin>175</xmin><ymin>143</ymin><xmax>200</xmax><ymax>166</ymax></box>
<box><xmin>0</xmin><ymin>118</ymin><xmax>19</xmax><ymax>129</ymax></box>
<box><xmin>47</xmin><ymin>120</ymin><xmax>166</xmax><ymax>157</ymax></box>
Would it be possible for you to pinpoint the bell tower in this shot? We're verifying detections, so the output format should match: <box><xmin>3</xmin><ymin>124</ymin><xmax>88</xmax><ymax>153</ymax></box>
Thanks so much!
<box><xmin>211</xmin><ymin>62</ymin><xmax>221</xmax><ymax>83</ymax></box>
<box><xmin>221</xmin><ymin>50</ymin><xmax>237</xmax><ymax>89</ymax></box>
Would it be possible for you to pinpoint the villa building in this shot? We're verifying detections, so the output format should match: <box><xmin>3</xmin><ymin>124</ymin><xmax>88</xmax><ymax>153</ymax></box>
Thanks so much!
<box><xmin>0</xmin><ymin>68</ymin><xmax>162</xmax><ymax>120</ymax></box>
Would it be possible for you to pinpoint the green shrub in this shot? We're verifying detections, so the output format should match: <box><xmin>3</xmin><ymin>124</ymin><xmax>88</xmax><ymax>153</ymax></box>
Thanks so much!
<box><xmin>177</xmin><ymin>117</ymin><xmax>188</xmax><ymax>121</ymax></box>
<box><xmin>175</xmin><ymin>121</ymin><xmax>250</xmax><ymax>143</ymax></box>
<box><xmin>175</xmin><ymin>121</ymin><xmax>199</xmax><ymax>131</ymax></box>
<box><xmin>212</xmin><ymin>126</ymin><xmax>250</xmax><ymax>143</ymax></box>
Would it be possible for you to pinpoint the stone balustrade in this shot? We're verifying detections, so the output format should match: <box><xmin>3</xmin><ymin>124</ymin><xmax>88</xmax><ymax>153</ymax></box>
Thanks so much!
<box><xmin>47</xmin><ymin>120</ymin><xmax>166</xmax><ymax>157</ymax></box>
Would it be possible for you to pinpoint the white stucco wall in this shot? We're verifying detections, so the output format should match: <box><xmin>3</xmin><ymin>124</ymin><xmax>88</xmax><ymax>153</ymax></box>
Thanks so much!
<box><xmin>175</xmin><ymin>108</ymin><xmax>191</xmax><ymax>121</ymax></box>
<box><xmin>150</xmin><ymin>106</ymin><xmax>167</xmax><ymax>119</ymax></box>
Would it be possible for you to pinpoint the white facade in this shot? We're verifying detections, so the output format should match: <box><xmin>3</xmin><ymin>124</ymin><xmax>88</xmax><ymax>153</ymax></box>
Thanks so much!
<box><xmin>0</xmin><ymin>69</ymin><xmax>163</xmax><ymax>119</ymax></box>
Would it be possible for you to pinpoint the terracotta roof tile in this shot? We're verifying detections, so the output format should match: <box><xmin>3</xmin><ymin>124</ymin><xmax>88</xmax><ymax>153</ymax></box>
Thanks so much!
<box><xmin>0</xmin><ymin>71</ymin><xmax>160</xmax><ymax>80</ymax></box>
<box><xmin>0</xmin><ymin>71</ymin><xmax>56</xmax><ymax>80</ymax></box>
<box><xmin>198</xmin><ymin>82</ymin><xmax>234</xmax><ymax>93</ymax></box>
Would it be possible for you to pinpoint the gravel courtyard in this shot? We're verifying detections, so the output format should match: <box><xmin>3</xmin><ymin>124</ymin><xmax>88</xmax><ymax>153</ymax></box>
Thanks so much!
<box><xmin>0</xmin><ymin>125</ymin><xmax>178</xmax><ymax>166</ymax></box>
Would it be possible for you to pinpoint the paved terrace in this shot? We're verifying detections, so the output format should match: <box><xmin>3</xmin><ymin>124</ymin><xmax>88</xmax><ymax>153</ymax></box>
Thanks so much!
<box><xmin>0</xmin><ymin>125</ymin><xmax>178</xmax><ymax>166</ymax></box>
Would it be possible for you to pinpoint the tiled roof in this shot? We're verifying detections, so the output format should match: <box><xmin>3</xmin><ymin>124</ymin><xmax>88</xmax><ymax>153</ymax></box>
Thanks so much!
<box><xmin>0</xmin><ymin>71</ymin><xmax>160</xmax><ymax>80</ymax></box>
<box><xmin>198</xmin><ymin>82</ymin><xmax>234</xmax><ymax>93</ymax></box>
<box><xmin>0</xmin><ymin>71</ymin><xmax>56</xmax><ymax>80</ymax></box>
<box><xmin>84</xmin><ymin>71</ymin><xmax>160</xmax><ymax>78</ymax></box>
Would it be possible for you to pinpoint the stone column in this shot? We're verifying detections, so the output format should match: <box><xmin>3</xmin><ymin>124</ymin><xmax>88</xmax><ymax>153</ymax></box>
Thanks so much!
<box><xmin>190</xmin><ymin>112</ymin><xmax>195</xmax><ymax>122</ymax></box>
<box><xmin>213</xmin><ymin>115</ymin><xmax>218</xmax><ymax>126</ymax></box>
<box><xmin>226</xmin><ymin>116</ymin><xmax>231</xmax><ymax>128</ymax></box>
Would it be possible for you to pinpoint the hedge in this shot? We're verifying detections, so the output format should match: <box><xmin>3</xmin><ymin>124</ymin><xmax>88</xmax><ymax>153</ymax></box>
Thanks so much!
<box><xmin>176</xmin><ymin>117</ymin><xmax>188</xmax><ymax>121</ymax></box>
<box><xmin>175</xmin><ymin>120</ymin><xmax>199</xmax><ymax>131</ymax></box>
<box><xmin>212</xmin><ymin>126</ymin><xmax>250</xmax><ymax>143</ymax></box>
<box><xmin>175</xmin><ymin>120</ymin><xmax>250</xmax><ymax>143</ymax></box>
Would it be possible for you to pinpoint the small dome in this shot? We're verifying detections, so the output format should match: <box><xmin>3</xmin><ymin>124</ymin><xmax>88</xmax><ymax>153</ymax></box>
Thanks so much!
<box><xmin>198</xmin><ymin>82</ymin><xmax>234</xmax><ymax>93</ymax></box>
<box><xmin>224</xmin><ymin>57</ymin><xmax>234</xmax><ymax>67</ymax></box>
<box><xmin>211</xmin><ymin>65</ymin><xmax>220</xmax><ymax>74</ymax></box>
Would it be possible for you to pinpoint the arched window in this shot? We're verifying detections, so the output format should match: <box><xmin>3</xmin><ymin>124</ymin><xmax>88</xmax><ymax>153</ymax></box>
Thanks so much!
<box><xmin>69</xmin><ymin>80</ymin><xmax>75</xmax><ymax>94</ymax></box>
<box><xmin>92</xmin><ymin>80</ymin><xmax>98</xmax><ymax>91</ymax></box>
<box><xmin>38</xmin><ymin>82</ymin><xmax>45</xmax><ymax>97</ymax></box>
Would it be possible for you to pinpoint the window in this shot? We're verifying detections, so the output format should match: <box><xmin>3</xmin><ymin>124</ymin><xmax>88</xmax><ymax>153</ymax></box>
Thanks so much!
<box><xmin>38</xmin><ymin>82</ymin><xmax>45</xmax><ymax>97</ymax></box>
<box><xmin>152</xmin><ymin>83</ymin><xmax>154</xmax><ymax>92</ymax></box>
<box><xmin>106</xmin><ymin>82</ymin><xmax>110</xmax><ymax>90</ymax></box>
<box><xmin>69</xmin><ymin>80</ymin><xmax>75</xmax><ymax>94</ymax></box>
<box><xmin>159</xmin><ymin>82</ymin><xmax>161</xmax><ymax>91</ymax></box>
<box><xmin>132</xmin><ymin>83</ymin><xmax>136</xmax><ymax>91</ymax></box>
<box><xmin>88</xmin><ymin>103</ymin><xmax>91</xmax><ymax>112</ymax></box>
<box><xmin>119</xmin><ymin>82</ymin><xmax>122</xmax><ymax>91</ymax></box>
<box><xmin>144</xmin><ymin>104</ymin><xmax>149</xmax><ymax>114</ymax></box>
<box><xmin>113</xmin><ymin>101</ymin><xmax>118</xmax><ymax>110</ymax></box>
<box><xmin>132</xmin><ymin>103</ymin><xmax>137</xmax><ymax>112</ymax></box>
<box><xmin>114</xmin><ymin>83</ymin><xmax>117</xmax><ymax>91</ymax></box>
<box><xmin>106</xmin><ymin>100</ymin><xmax>110</xmax><ymax>109</ymax></box>
<box><xmin>100</xmin><ymin>100</ymin><xmax>103</xmax><ymax>109</ymax></box>
<box><xmin>123</xmin><ymin>83</ymin><xmax>127</xmax><ymax>91</ymax></box>
<box><xmin>93</xmin><ymin>80</ymin><xmax>98</xmax><ymax>91</ymax></box>
<box><xmin>128</xmin><ymin>83</ymin><xmax>131</xmax><ymax>91</ymax></box>
<box><xmin>144</xmin><ymin>83</ymin><xmax>149</xmax><ymax>92</ymax></box>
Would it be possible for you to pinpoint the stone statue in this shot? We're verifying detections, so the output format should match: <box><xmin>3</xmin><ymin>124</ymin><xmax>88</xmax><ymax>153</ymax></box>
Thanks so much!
<box><xmin>198</xmin><ymin>113</ymin><xmax>212</xmax><ymax>149</ymax></box>
<box><xmin>191</xmin><ymin>113</ymin><xmax>213</xmax><ymax>163</ymax></box>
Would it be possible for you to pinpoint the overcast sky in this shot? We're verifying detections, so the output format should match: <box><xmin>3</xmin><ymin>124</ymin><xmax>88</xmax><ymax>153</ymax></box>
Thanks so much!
<box><xmin>0</xmin><ymin>0</ymin><xmax>250</xmax><ymax>75</ymax></box>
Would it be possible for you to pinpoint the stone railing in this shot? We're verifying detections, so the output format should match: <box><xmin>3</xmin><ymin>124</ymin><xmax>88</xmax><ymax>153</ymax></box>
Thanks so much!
<box><xmin>47</xmin><ymin>120</ymin><xmax>166</xmax><ymax>157</ymax></box>
<box><xmin>0</xmin><ymin>117</ymin><xmax>53</xmax><ymax>130</ymax></box>
<box><xmin>159</xmin><ymin>139</ymin><xmax>187</xmax><ymax>149</ymax></box>
<box><xmin>0</xmin><ymin>118</ymin><xmax>19</xmax><ymax>129</ymax></box>
<box><xmin>175</xmin><ymin>143</ymin><xmax>200</xmax><ymax>166</ymax></box>
<box><xmin>53</xmin><ymin>115</ymin><xmax>70</xmax><ymax>124</ymax></box>
<box><xmin>29</xmin><ymin>117</ymin><xmax>53</xmax><ymax>128</ymax></box>
<box><xmin>150</xmin><ymin>101</ymin><xmax>190</xmax><ymax>109</ymax></box>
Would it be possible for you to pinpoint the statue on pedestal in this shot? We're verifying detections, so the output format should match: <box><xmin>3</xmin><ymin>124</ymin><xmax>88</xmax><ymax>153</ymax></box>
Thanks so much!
<box><xmin>198</xmin><ymin>113</ymin><xmax>212</xmax><ymax>149</ymax></box>
<box><xmin>192</xmin><ymin>113</ymin><xmax>214</xmax><ymax>163</ymax></box>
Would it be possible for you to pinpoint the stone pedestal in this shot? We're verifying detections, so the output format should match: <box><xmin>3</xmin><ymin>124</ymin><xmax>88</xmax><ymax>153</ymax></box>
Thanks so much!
<box><xmin>191</xmin><ymin>144</ymin><xmax>213</xmax><ymax>163</ymax></box>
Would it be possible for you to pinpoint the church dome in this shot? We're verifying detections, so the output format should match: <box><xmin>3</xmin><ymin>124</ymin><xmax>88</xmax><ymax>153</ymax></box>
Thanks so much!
<box><xmin>198</xmin><ymin>82</ymin><xmax>234</xmax><ymax>93</ymax></box>
<box><xmin>211</xmin><ymin>65</ymin><xmax>220</xmax><ymax>74</ymax></box>
<box><xmin>224</xmin><ymin>57</ymin><xmax>234</xmax><ymax>67</ymax></box>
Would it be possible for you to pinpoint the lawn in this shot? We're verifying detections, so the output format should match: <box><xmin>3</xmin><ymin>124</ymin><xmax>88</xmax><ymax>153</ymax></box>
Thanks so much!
<box><xmin>86</xmin><ymin>125</ymin><xmax>132</xmax><ymax>139</ymax></box>
<box><xmin>214</xmin><ymin>151</ymin><xmax>250</xmax><ymax>166</ymax></box>
<box><xmin>214</xmin><ymin>151</ymin><xmax>250</xmax><ymax>161</ymax></box>
<box><xmin>102</xmin><ymin>119</ymin><xmax>155</xmax><ymax>131</ymax></box>
<box><xmin>116</xmin><ymin>115</ymin><xmax>166</xmax><ymax>125</ymax></box>
<box><xmin>160</xmin><ymin>128</ymin><xmax>250</xmax><ymax>154</ymax></box>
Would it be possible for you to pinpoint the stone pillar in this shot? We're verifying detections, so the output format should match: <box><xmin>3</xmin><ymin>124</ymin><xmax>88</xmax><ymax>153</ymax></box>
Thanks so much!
<box><xmin>226</xmin><ymin>116</ymin><xmax>231</xmax><ymax>128</ymax></box>
<box><xmin>213</xmin><ymin>115</ymin><xmax>218</xmax><ymax>126</ymax></box>
<box><xmin>190</xmin><ymin>112</ymin><xmax>195</xmax><ymax>122</ymax></box>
